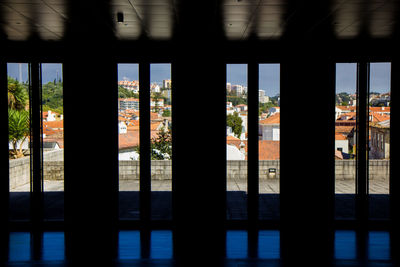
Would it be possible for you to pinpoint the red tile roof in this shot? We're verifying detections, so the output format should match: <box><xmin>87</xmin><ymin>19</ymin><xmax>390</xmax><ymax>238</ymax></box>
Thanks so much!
<box><xmin>259</xmin><ymin>141</ymin><xmax>280</xmax><ymax>160</ymax></box>
<box><xmin>335</xmin><ymin>133</ymin><xmax>347</xmax><ymax>140</ymax></box>
<box><xmin>43</xmin><ymin>120</ymin><xmax>63</xmax><ymax>129</ymax></box>
<box><xmin>259</xmin><ymin>113</ymin><xmax>280</xmax><ymax>124</ymax></box>
<box><xmin>119</xmin><ymin>131</ymin><xmax>139</xmax><ymax>149</ymax></box>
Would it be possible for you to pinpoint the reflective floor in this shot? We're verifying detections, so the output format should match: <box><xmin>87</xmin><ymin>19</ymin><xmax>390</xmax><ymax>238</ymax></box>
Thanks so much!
<box><xmin>2</xmin><ymin>230</ymin><xmax>396</xmax><ymax>266</ymax></box>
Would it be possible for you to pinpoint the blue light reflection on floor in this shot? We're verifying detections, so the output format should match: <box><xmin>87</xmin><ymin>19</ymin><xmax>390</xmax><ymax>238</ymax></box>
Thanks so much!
<box><xmin>334</xmin><ymin>230</ymin><xmax>357</xmax><ymax>260</ymax></box>
<box><xmin>368</xmin><ymin>231</ymin><xmax>391</xmax><ymax>260</ymax></box>
<box><xmin>226</xmin><ymin>230</ymin><xmax>248</xmax><ymax>259</ymax></box>
<box><xmin>258</xmin><ymin>230</ymin><xmax>280</xmax><ymax>259</ymax></box>
<box><xmin>9</xmin><ymin>232</ymin><xmax>31</xmax><ymax>262</ymax></box>
<box><xmin>150</xmin><ymin>230</ymin><xmax>173</xmax><ymax>259</ymax></box>
<box><xmin>42</xmin><ymin>232</ymin><xmax>65</xmax><ymax>261</ymax></box>
<box><xmin>118</xmin><ymin>231</ymin><xmax>141</xmax><ymax>260</ymax></box>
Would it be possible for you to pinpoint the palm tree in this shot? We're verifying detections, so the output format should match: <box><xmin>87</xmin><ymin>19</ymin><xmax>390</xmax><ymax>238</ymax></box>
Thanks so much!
<box><xmin>8</xmin><ymin>109</ymin><xmax>30</xmax><ymax>158</ymax></box>
<box><xmin>8</xmin><ymin>77</ymin><xmax>28</xmax><ymax>111</ymax></box>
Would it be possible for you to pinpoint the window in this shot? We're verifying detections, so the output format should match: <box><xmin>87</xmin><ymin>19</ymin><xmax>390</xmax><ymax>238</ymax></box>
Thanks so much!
<box><xmin>118</xmin><ymin>63</ymin><xmax>140</xmax><ymax>220</ymax></box>
<box><xmin>150</xmin><ymin>63</ymin><xmax>172</xmax><ymax>221</ymax></box>
<box><xmin>335</xmin><ymin>63</ymin><xmax>357</xmax><ymax>220</ymax></box>
<box><xmin>41</xmin><ymin>63</ymin><xmax>64</xmax><ymax>221</ymax></box>
<box><xmin>8</xmin><ymin>62</ymin><xmax>64</xmax><ymax>222</ymax></box>
<box><xmin>226</xmin><ymin>64</ymin><xmax>248</xmax><ymax>220</ymax></box>
<box><xmin>368</xmin><ymin>62</ymin><xmax>390</xmax><ymax>219</ymax></box>
<box><xmin>8</xmin><ymin>63</ymin><xmax>31</xmax><ymax>221</ymax></box>
<box><xmin>258</xmin><ymin>64</ymin><xmax>280</xmax><ymax>221</ymax></box>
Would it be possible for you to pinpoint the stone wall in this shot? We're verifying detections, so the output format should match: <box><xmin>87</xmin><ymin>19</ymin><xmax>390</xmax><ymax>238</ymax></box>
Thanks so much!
<box><xmin>119</xmin><ymin>160</ymin><xmax>172</xmax><ymax>180</ymax></box>
<box><xmin>9</xmin><ymin>156</ymin><xmax>31</xmax><ymax>190</ymax></box>
<box><xmin>9</xmin><ymin>158</ymin><xmax>390</xmax><ymax>190</ymax></box>
<box><xmin>9</xmin><ymin>150</ymin><xmax>64</xmax><ymax>189</ymax></box>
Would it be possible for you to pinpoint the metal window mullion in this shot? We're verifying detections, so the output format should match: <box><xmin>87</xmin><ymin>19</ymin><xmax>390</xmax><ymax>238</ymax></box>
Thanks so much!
<box><xmin>356</xmin><ymin>61</ymin><xmax>369</xmax><ymax>223</ymax></box>
<box><xmin>29</xmin><ymin>62</ymin><xmax>44</xmax><ymax>226</ymax></box>
<box><xmin>1</xmin><ymin>61</ymin><xmax>9</xmax><ymax>228</ymax></box>
<box><xmin>139</xmin><ymin>62</ymin><xmax>151</xmax><ymax>224</ymax></box>
<box><xmin>247</xmin><ymin>62</ymin><xmax>259</xmax><ymax>225</ymax></box>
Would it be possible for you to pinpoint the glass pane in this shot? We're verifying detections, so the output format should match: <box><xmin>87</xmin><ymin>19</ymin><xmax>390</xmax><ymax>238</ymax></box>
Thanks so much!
<box><xmin>334</xmin><ymin>230</ymin><xmax>356</xmax><ymax>260</ymax></box>
<box><xmin>258</xmin><ymin>230</ymin><xmax>280</xmax><ymax>259</ymax></box>
<box><xmin>368</xmin><ymin>231</ymin><xmax>391</xmax><ymax>260</ymax></box>
<box><xmin>226</xmin><ymin>64</ymin><xmax>248</xmax><ymax>220</ymax></box>
<box><xmin>368</xmin><ymin>62</ymin><xmax>390</xmax><ymax>220</ymax></box>
<box><xmin>258</xmin><ymin>64</ymin><xmax>280</xmax><ymax>221</ymax></box>
<box><xmin>41</xmin><ymin>63</ymin><xmax>64</xmax><ymax>221</ymax></box>
<box><xmin>150</xmin><ymin>230</ymin><xmax>173</xmax><ymax>259</ymax></box>
<box><xmin>9</xmin><ymin>232</ymin><xmax>31</xmax><ymax>262</ymax></box>
<box><xmin>118</xmin><ymin>63</ymin><xmax>140</xmax><ymax>220</ymax></box>
<box><xmin>8</xmin><ymin>63</ymin><xmax>31</xmax><ymax>221</ymax></box>
<box><xmin>118</xmin><ymin>231</ymin><xmax>141</xmax><ymax>260</ymax></box>
<box><xmin>41</xmin><ymin>232</ymin><xmax>65</xmax><ymax>261</ymax></box>
<box><xmin>226</xmin><ymin>230</ymin><xmax>248</xmax><ymax>259</ymax></box>
<box><xmin>150</xmin><ymin>63</ymin><xmax>172</xmax><ymax>221</ymax></box>
<box><xmin>335</xmin><ymin>63</ymin><xmax>357</xmax><ymax>220</ymax></box>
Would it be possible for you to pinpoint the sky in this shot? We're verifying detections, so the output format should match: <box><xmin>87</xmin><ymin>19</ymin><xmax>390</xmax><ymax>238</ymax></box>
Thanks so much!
<box><xmin>118</xmin><ymin>63</ymin><xmax>171</xmax><ymax>84</ymax></box>
<box><xmin>7</xmin><ymin>63</ymin><xmax>63</xmax><ymax>84</ymax></box>
<box><xmin>227</xmin><ymin>64</ymin><xmax>281</xmax><ymax>97</ymax></box>
<box><xmin>336</xmin><ymin>62</ymin><xmax>391</xmax><ymax>93</ymax></box>
<box><xmin>7</xmin><ymin>62</ymin><xmax>391</xmax><ymax>95</ymax></box>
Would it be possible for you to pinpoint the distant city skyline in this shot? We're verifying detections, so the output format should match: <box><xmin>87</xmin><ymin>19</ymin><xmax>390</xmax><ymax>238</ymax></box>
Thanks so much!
<box><xmin>118</xmin><ymin>63</ymin><xmax>171</xmax><ymax>84</ymax></box>
<box><xmin>227</xmin><ymin>64</ymin><xmax>281</xmax><ymax>97</ymax></box>
<box><xmin>8</xmin><ymin>62</ymin><xmax>391</xmax><ymax>95</ymax></box>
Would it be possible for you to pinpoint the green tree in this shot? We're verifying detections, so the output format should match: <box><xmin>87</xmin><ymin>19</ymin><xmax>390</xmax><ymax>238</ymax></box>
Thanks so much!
<box><xmin>227</xmin><ymin>96</ymin><xmax>247</xmax><ymax>106</ymax></box>
<box><xmin>42</xmin><ymin>81</ymin><xmax>63</xmax><ymax>111</ymax></box>
<box><xmin>8</xmin><ymin>77</ymin><xmax>28</xmax><ymax>110</ymax></box>
<box><xmin>162</xmin><ymin>109</ymin><xmax>171</xmax><ymax>117</ymax></box>
<box><xmin>118</xmin><ymin>86</ymin><xmax>138</xmax><ymax>99</ymax></box>
<box><xmin>135</xmin><ymin>127</ymin><xmax>172</xmax><ymax>160</ymax></box>
<box><xmin>152</xmin><ymin>92</ymin><xmax>162</xmax><ymax>113</ymax></box>
<box><xmin>227</xmin><ymin>112</ymin><xmax>243</xmax><ymax>139</ymax></box>
<box><xmin>8</xmin><ymin>109</ymin><xmax>30</xmax><ymax>158</ymax></box>
<box><xmin>151</xmin><ymin>127</ymin><xmax>172</xmax><ymax>160</ymax></box>
<box><xmin>8</xmin><ymin>77</ymin><xmax>30</xmax><ymax>159</ymax></box>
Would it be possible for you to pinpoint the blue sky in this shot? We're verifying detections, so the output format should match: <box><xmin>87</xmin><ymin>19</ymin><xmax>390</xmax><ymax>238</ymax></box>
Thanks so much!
<box><xmin>335</xmin><ymin>63</ymin><xmax>390</xmax><ymax>93</ymax></box>
<box><xmin>118</xmin><ymin>63</ymin><xmax>171</xmax><ymax>84</ymax></box>
<box><xmin>7</xmin><ymin>63</ymin><xmax>63</xmax><ymax>84</ymax></box>
<box><xmin>7</xmin><ymin>62</ymin><xmax>390</xmax><ymax>95</ymax></box>
<box><xmin>227</xmin><ymin>64</ymin><xmax>281</xmax><ymax>97</ymax></box>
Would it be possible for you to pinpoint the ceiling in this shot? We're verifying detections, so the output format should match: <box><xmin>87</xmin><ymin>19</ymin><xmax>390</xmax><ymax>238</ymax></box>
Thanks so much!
<box><xmin>0</xmin><ymin>0</ymin><xmax>398</xmax><ymax>41</ymax></box>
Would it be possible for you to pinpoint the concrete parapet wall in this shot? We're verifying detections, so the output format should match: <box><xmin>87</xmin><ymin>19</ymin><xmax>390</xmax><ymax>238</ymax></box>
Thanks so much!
<box><xmin>9</xmin><ymin>150</ymin><xmax>64</xmax><ymax>189</ymax></box>
<box><xmin>43</xmin><ymin>161</ymin><xmax>64</xmax><ymax>180</ymax></box>
<box><xmin>335</xmin><ymin>160</ymin><xmax>356</xmax><ymax>180</ymax></box>
<box><xmin>119</xmin><ymin>160</ymin><xmax>172</xmax><ymax>180</ymax></box>
<box><xmin>368</xmin><ymin>160</ymin><xmax>390</xmax><ymax>180</ymax></box>
<box><xmin>9</xmin><ymin>156</ymin><xmax>31</xmax><ymax>190</ymax></box>
<box><xmin>9</xmin><ymin>158</ymin><xmax>390</xmax><ymax>190</ymax></box>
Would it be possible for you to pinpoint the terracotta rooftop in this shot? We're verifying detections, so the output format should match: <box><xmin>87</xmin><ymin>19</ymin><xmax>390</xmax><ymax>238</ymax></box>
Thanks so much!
<box><xmin>259</xmin><ymin>113</ymin><xmax>280</xmax><ymax>124</ymax></box>
<box><xmin>259</xmin><ymin>140</ymin><xmax>280</xmax><ymax>160</ymax></box>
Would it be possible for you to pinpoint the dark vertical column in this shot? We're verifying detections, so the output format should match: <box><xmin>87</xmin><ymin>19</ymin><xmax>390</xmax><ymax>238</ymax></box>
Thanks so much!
<box><xmin>280</xmin><ymin>46</ymin><xmax>335</xmax><ymax>265</ymax></box>
<box><xmin>247</xmin><ymin>62</ymin><xmax>259</xmax><ymax>259</ymax></box>
<box><xmin>356</xmin><ymin>62</ymin><xmax>369</xmax><ymax>225</ymax></box>
<box><xmin>63</xmin><ymin>0</ymin><xmax>118</xmax><ymax>260</ymax></box>
<box><xmin>139</xmin><ymin>62</ymin><xmax>151</xmax><ymax>224</ymax></box>
<box><xmin>30</xmin><ymin>62</ymin><xmax>44</xmax><ymax>261</ymax></box>
<box><xmin>247</xmin><ymin>62</ymin><xmax>259</xmax><ymax>225</ymax></box>
<box><xmin>0</xmin><ymin>60</ymin><xmax>9</xmax><ymax>262</ymax></box>
<box><xmin>172</xmin><ymin>2</ymin><xmax>226</xmax><ymax>264</ymax></box>
<box><xmin>30</xmin><ymin>62</ymin><xmax>43</xmax><ymax>228</ymax></box>
<box><xmin>390</xmin><ymin>51</ymin><xmax>400</xmax><ymax>262</ymax></box>
<box><xmin>64</xmin><ymin>54</ymin><xmax>118</xmax><ymax>262</ymax></box>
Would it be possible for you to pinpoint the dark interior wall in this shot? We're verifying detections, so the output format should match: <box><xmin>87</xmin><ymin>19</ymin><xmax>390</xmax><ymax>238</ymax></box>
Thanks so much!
<box><xmin>1</xmin><ymin>0</ymin><xmax>400</xmax><ymax>265</ymax></box>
